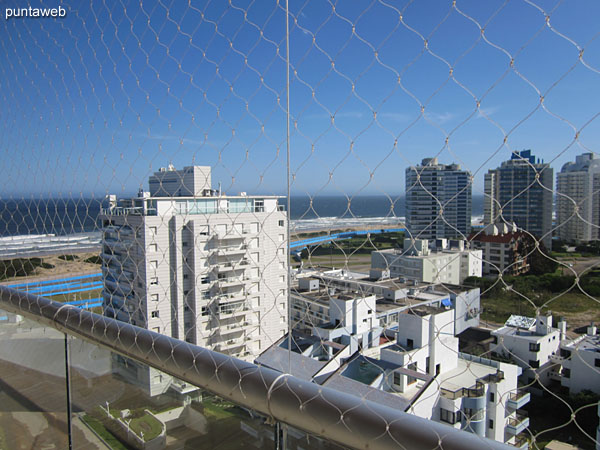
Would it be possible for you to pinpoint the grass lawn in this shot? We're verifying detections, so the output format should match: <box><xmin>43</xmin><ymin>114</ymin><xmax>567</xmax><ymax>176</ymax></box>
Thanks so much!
<box><xmin>481</xmin><ymin>292</ymin><xmax>600</xmax><ymax>325</ymax></box>
<box><xmin>47</xmin><ymin>288</ymin><xmax>102</xmax><ymax>303</ymax></box>
<box><xmin>81</xmin><ymin>414</ymin><xmax>130</xmax><ymax>450</ymax></box>
<box><xmin>201</xmin><ymin>398</ymin><xmax>239</xmax><ymax>420</ymax></box>
<box><xmin>129</xmin><ymin>414</ymin><xmax>163</xmax><ymax>441</ymax></box>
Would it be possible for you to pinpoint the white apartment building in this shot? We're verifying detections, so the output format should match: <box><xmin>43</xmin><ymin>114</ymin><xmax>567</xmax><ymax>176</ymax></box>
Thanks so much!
<box><xmin>371</xmin><ymin>238</ymin><xmax>482</xmax><ymax>284</ymax></box>
<box><xmin>557</xmin><ymin>324</ymin><xmax>600</xmax><ymax>395</ymax></box>
<box><xmin>405</xmin><ymin>157</ymin><xmax>472</xmax><ymax>240</ymax></box>
<box><xmin>469</xmin><ymin>222</ymin><xmax>530</xmax><ymax>276</ymax></box>
<box><xmin>100</xmin><ymin>165</ymin><xmax>288</xmax><ymax>396</ymax></box>
<box><xmin>491</xmin><ymin>313</ymin><xmax>563</xmax><ymax>388</ymax></box>
<box><xmin>556</xmin><ymin>152</ymin><xmax>600</xmax><ymax>242</ymax></box>
<box><xmin>292</xmin><ymin>268</ymin><xmax>481</xmax><ymax>337</ymax></box>
<box><xmin>258</xmin><ymin>303</ymin><xmax>529</xmax><ymax>448</ymax></box>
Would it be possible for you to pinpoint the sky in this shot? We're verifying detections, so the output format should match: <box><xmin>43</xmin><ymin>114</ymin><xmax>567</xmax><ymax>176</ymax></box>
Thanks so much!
<box><xmin>0</xmin><ymin>0</ymin><xmax>599</xmax><ymax>199</ymax></box>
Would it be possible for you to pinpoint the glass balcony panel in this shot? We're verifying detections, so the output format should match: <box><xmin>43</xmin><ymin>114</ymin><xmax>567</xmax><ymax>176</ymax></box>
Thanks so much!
<box><xmin>0</xmin><ymin>314</ymin><xmax>69</xmax><ymax>448</ymax></box>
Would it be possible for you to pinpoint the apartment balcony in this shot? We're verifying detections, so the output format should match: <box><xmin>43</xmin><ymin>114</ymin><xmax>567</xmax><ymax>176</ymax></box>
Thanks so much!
<box><xmin>506</xmin><ymin>411</ymin><xmax>530</xmax><ymax>436</ymax></box>
<box><xmin>214</xmin><ymin>233</ymin><xmax>246</xmax><ymax>242</ymax></box>
<box><xmin>218</xmin><ymin>307</ymin><xmax>250</xmax><ymax>319</ymax></box>
<box><xmin>508</xmin><ymin>434</ymin><xmax>529</xmax><ymax>449</ymax></box>
<box><xmin>507</xmin><ymin>390</ymin><xmax>530</xmax><ymax>410</ymax></box>
<box><xmin>214</xmin><ymin>246</ymin><xmax>247</xmax><ymax>256</ymax></box>
<box><xmin>214</xmin><ymin>262</ymin><xmax>245</xmax><ymax>273</ymax></box>
<box><xmin>103</xmin><ymin>238</ymin><xmax>135</xmax><ymax>251</ymax></box>
<box><xmin>215</xmin><ymin>338</ymin><xmax>246</xmax><ymax>351</ymax></box>
<box><xmin>100</xmin><ymin>251</ymin><xmax>121</xmax><ymax>263</ymax></box>
<box><xmin>216</xmin><ymin>277</ymin><xmax>245</xmax><ymax>288</ymax></box>
<box><xmin>216</xmin><ymin>292</ymin><xmax>247</xmax><ymax>303</ymax></box>
<box><xmin>220</xmin><ymin>320</ymin><xmax>255</xmax><ymax>333</ymax></box>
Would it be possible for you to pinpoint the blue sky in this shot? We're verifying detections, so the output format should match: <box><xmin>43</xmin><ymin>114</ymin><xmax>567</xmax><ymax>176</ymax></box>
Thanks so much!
<box><xmin>0</xmin><ymin>0</ymin><xmax>599</xmax><ymax>198</ymax></box>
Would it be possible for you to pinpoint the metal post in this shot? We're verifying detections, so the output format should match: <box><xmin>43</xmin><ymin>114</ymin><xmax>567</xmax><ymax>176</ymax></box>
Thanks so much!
<box><xmin>274</xmin><ymin>421</ymin><xmax>287</xmax><ymax>450</ymax></box>
<box><xmin>64</xmin><ymin>334</ymin><xmax>73</xmax><ymax>450</ymax></box>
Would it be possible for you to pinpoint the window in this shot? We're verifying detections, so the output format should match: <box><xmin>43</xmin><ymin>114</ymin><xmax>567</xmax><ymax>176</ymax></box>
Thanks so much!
<box><xmin>393</xmin><ymin>372</ymin><xmax>402</xmax><ymax>386</ymax></box>
<box><xmin>407</xmin><ymin>362</ymin><xmax>417</xmax><ymax>385</ymax></box>
<box><xmin>278</xmin><ymin>220</ymin><xmax>284</xmax><ymax>227</ymax></box>
<box><xmin>183</xmin><ymin>274</ymin><xmax>189</xmax><ymax>279</ymax></box>
<box><xmin>463</xmin><ymin>408</ymin><xmax>484</xmax><ymax>421</ymax></box>
<box><xmin>149</xmin><ymin>244</ymin><xmax>158</xmax><ymax>252</ymax></box>
<box><xmin>201</xmin><ymin>307</ymin><xmax>209</xmax><ymax>316</ymax></box>
<box><xmin>150</xmin><ymin>260</ymin><xmax>158</xmax><ymax>268</ymax></box>
<box><xmin>595</xmin><ymin>358</ymin><xmax>600</xmax><ymax>368</ymax></box>
<box><xmin>491</xmin><ymin>335</ymin><xmax>498</xmax><ymax>345</ymax></box>
<box><xmin>489</xmin><ymin>419</ymin><xmax>494</xmax><ymax>430</ymax></box>
<box><xmin>182</xmin><ymin>241</ymin><xmax>189</xmax><ymax>247</ymax></box>
<box><xmin>529</xmin><ymin>360</ymin><xmax>540</xmax><ymax>369</ymax></box>
<box><xmin>562</xmin><ymin>368</ymin><xmax>570</xmax><ymax>378</ymax></box>
<box><xmin>184</xmin><ymin>305</ymin><xmax>190</xmax><ymax>312</ymax></box>
<box><xmin>489</xmin><ymin>392</ymin><xmax>495</xmax><ymax>403</ymax></box>
<box><xmin>150</xmin><ymin>294</ymin><xmax>159</xmax><ymax>302</ymax></box>
<box><xmin>278</xmin><ymin>248</ymin><xmax>285</xmax><ymax>256</ymax></box>
<box><xmin>529</xmin><ymin>343</ymin><xmax>541</xmax><ymax>352</ymax></box>
<box><xmin>254</xmin><ymin>199</ymin><xmax>264</xmax><ymax>212</ymax></box>
<box><xmin>201</xmin><ymin>277</ymin><xmax>210</xmax><ymax>284</ymax></box>
<box><xmin>150</xmin><ymin>227</ymin><xmax>157</xmax><ymax>234</ymax></box>
<box><xmin>151</xmin><ymin>311</ymin><xmax>159</xmax><ymax>318</ymax></box>
<box><xmin>184</xmin><ymin>290</ymin><xmax>189</xmax><ymax>295</ymax></box>
<box><xmin>152</xmin><ymin>327</ymin><xmax>160</xmax><ymax>333</ymax></box>
<box><xmin>278</xmin><ymin>234</ymin><xmax>284</xmax><ymax>242</ymax></box>
<box><xmin>150</xmin><ymin>277</ymin><xmax>158</xmax><ymax>285</ymax></box>
<box><xmin>440</xmin><ymin>409</ymin><xmax>457</xmax><ymax>425</ymax></box>
<box><xmin>561</xmin><ymin>349</ymin><xmax>572</xmax><ymax>358</ymax></box>
<box><xmin>407</xmin><ymin>338</ymin><xmax>414</xmax><ymax>349</ymax></box>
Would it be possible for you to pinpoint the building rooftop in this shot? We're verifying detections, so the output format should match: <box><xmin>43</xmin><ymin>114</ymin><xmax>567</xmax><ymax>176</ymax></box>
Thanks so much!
<box><xmin>564</xmin><ymin>334</ymin><xmax>600</xmax><ymax>352</ymax></box>
<box><xmin>438</xmin><ymin>357</ymin><xmax>499</xmax><ymax>394</ymax></box>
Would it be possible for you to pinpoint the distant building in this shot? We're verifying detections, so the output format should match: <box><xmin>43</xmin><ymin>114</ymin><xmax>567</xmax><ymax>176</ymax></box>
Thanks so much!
<box><xmin>259</xmin><ymin>302</ymin><xmax>528</xmax><ymax>447</ymax></box>
<box><xmin>469</xmin><ymin>222</ymin><xmax>530</xmax><ymax>276</ymax></box>
<box><xmin>371</xmin><ymin>238</ymin><xmax>482</xmax><ymax>284</ymax></box>
<box><xmin>556</xmin><ymin>152</ymin><xmax>600</xmax><ymax>242</ymax></box>
<box><xmin>292</xmin><ymin>268</ymin><xmax>481</xmax><ymax>339</ymax></box>
<box><xmin>484</xmin><ymin>150</ymin><xmax>553</xmax><ymax>249</ymax></box>
<box><xmin>100</xmin><ymin>165</ymin><xmax>288</xmax><ymax>396</ymax></box>
<box><xmin>405</xmin><ymin>158</ymin><xmax>472</xmax><ymax>240</ymax></box>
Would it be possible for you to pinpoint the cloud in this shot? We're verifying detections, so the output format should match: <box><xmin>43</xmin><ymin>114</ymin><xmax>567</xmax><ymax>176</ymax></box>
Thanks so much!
<box><xmin>378</xmin><ymin>112</ymin><xmax>411</xmax><ymax>122</ymax></box>
<box><xmin>476</xmin><ymin>105</ymin><xmax>500</xmax><ymax>119</ymax></box>
<box><xmin>424</xmin><ymin>111</ymin><xmax>456</xmax><ymax>125</ymax></box>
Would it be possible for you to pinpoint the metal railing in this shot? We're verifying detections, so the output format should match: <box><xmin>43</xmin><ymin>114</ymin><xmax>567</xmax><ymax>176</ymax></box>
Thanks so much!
<box><xmin>0</xmin><ymin>285</ymin><xmax>511</xmax><ymax>450</ymax></box>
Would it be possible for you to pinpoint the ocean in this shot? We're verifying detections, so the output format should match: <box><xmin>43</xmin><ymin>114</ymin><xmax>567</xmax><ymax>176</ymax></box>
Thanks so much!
<box><xmin>0</xmin><ymin>195</ymin><xmax>485</xmax><ymax>237</ymax></box>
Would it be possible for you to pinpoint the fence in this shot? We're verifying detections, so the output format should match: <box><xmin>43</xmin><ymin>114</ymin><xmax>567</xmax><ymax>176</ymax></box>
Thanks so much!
<box><xmin>1</xmin><ymin>1</ymin><xmax>600</xmax><ymax>449</ymax></box>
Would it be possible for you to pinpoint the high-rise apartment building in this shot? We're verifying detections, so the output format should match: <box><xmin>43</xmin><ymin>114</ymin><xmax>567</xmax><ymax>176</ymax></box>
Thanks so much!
<box><xmin>405</xmin><ymin>158</ymin><xmax>472</xmax><ymax>240</ymax></box>
<box><xmin>100</xmin><ymin>165</ymin><xmax>288</xmax><ymax>396</ymax></box>
<box><xmin>484</xmin><ymin>150</ymin><xmax>553</xmax><ymax>249</ymax></box>
<box><xmin>556</xmin><ymin>152</ymin><xmax>600</xmax><ymax>242</ymax></box>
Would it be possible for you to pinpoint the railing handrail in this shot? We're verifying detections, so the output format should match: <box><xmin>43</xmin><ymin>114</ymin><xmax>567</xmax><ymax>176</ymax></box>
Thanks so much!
<box><xmin>0</xmin><ymin>286</ymin><xmax>511</xmax><ymax>450</ymax></box>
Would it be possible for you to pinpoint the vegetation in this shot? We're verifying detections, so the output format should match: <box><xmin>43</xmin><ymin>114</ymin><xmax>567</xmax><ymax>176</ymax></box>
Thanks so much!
<box><xmin>307</xmin><ymin>231</ymin><xmax>405</xmax><ymax>256</ymax></box>
<box><xmin>0</xmin><ymin>258</ymin><xmax>54</xmax><ymax>280</ymax></box>
<box><xmin>84</xmin><ymin>254</ymin><xmax>102</xmax><ymax>264</ymax></box>
<box><xmin>129</xmin><ymin>414</ymin><xmax>163</xmax><ymax>441</ymax></box>
<box><xmin>106</xmin><ymin>406</ymin><xmax>164</xmax><ymax>441</ymax></box>
<box><xmin>58</xmin><ymin>254</ymin><xmax>78</xmax><ymax>261</ymax></box>
<box><xmin>81</xmin><ymin>414</ymin><xmax>130</xmax><ymax>450</ymax></box>
<box><xmin>526</xmin><ymin>390</ymin><xmax>600</xmax><ymax>450</ymax></box>
<box><xmin>200</xmin><ymin>397</ymin><xmax>245</xmax><ymax>420</ymax></box>
<box><xmin>465</xmin><ymin>271</ymin><xmax>600</xmax><ymax>324</ymax></box>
